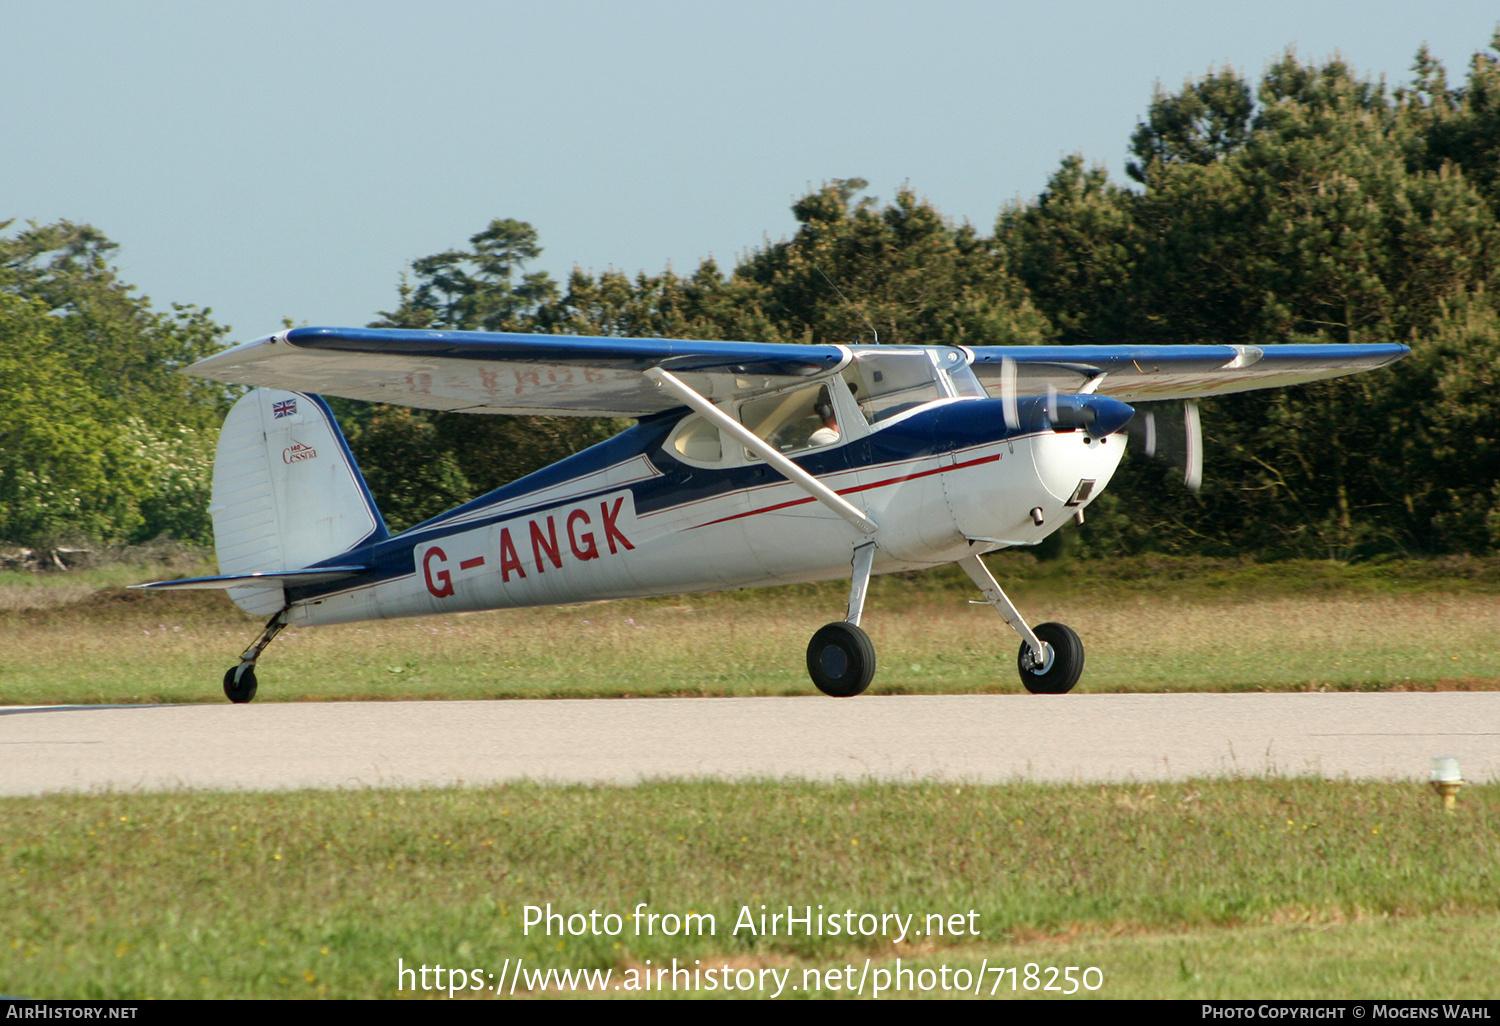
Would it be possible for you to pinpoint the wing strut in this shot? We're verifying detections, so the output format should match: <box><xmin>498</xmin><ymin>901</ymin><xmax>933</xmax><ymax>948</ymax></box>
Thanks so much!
<box><xmin>643</xmin><ymin>367</ymin><xmax>878</xmax><ymax>535</ymax></box>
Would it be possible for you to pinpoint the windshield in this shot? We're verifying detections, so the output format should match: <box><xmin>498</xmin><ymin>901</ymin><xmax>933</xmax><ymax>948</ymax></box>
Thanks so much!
<box><xmin>844</xmin><ymin>347</ymin><xmax>979</xmax><ymax>424</ymax></box>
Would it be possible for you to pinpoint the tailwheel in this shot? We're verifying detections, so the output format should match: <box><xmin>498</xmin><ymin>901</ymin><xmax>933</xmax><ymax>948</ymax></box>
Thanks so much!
<box><xmin>221</xmin><ymin>609</ymin><xmax>286</xmax><ymax>703</ymax></box>
<box><xmin>807</xmin><ymin>622</ymin><xmax>876</xmax><ymax>698</ymax></box>
<box><xmin>223</xmin><ymin>664</ymin><xmax>258</xmax><ymax>704</ymax></box>
<box><xmin>1017</xmin><ymin>622</ymin><xmax>1084</xmax><ymax>695</ymax></box>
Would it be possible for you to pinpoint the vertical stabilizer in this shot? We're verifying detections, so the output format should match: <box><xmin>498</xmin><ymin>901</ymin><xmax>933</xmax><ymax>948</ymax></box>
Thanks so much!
<box><xmin>209</xmin><ymin>389</ymin><xmax>386</xmax><ymax>615</ymax></box>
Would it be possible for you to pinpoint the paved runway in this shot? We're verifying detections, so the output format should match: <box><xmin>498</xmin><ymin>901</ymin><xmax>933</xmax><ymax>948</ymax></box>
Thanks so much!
<box><xmin>2</xmin><ymin>693</ymin><xmax>1496</xmax><ymax>796</ymax></box>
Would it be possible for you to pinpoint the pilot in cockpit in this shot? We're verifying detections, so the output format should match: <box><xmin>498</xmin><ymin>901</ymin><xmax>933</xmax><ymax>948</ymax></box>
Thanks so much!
<box><xmin>807</xmin><ymin>389</ymin><xmax>840</xmax><ymax>447</ymax></box>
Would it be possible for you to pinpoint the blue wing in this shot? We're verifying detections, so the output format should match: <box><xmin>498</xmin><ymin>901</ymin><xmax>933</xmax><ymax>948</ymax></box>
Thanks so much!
<box><xmin>188</xmin><ymin>328</ymin><xmax>1410</xmax><ymax>416</ymax></box>
<box><xmin>188</xmin><ymin>327</ymin><xmax>847</xmax><ymax>416</ymax></box>
<box><xmin>972</xmin><ymin>343</ymin><xmax>1409</xmax><ymax>402</ymax></box>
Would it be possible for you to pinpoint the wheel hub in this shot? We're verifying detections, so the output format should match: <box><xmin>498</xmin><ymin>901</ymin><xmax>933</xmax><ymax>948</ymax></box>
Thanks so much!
<box><xmin>819</xmin><ymin>645</ymin><xmax>849</xmax><ymax>678</ymax></box>
<box><xmin>1024</xmin><ymin>641</ymin><xmax>1055</xmax><ymax>675</ymax></box>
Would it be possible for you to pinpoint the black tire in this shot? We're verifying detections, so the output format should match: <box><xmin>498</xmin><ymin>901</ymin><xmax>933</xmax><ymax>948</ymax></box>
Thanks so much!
<box><xmin>806</xmin><ymin>622</ymin><xmax>876</xmax><ymax>698</ymax></box>
<box><xmin>1016</xmin><ymin>622</ymin><xmax>1084</xmax><ymax>695</ymax></box>
<box><xmin>223</xmin><ymin>665</ymin><xmax>258</xmax><ymax>704</ymax></box>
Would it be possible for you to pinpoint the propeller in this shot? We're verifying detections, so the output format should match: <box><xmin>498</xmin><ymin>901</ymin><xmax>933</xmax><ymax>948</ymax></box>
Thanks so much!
<box><xmin>1125</xmin><ymin>400</ymin><xmax>1202</xmax><ymax>491</ymax></box>
<box><xmin>999</xmin><ymin>355</ymin><xmax>1019</xmax><ymax>430</ymax></box>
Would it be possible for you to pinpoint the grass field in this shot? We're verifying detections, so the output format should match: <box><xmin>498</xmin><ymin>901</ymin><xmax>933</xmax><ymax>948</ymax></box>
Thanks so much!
<box><xmin>3</xmin><ymin>779</ymin><xmax>1496</xmax><ymax>999</ymax></box>
<box><xmin>5</xmin><ymin>557</ymin><xmax>1499</xmax><ymax>1000</ymax></box>
<box><xmin>2</xmin><ymin>555</ymin><xmax>1498</xmax><ymax>705</ymax></box>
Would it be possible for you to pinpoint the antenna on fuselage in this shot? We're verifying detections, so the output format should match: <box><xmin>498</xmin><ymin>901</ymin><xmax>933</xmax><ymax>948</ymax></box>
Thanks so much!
<box><xmin>815</xmin><ymin>266</ymin><xmax>879</xmax><ymax>345</ymax></box>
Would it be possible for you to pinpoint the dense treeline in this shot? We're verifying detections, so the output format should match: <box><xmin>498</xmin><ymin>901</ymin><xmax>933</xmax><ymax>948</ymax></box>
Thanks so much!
<box><xmin>1010</xmin><ymin>44</ymin><xmax>1500</xmax><ymax>557</ymax></box>
<box><xmin>0</xmin><ymin>221</ymin><xmax>231</xmax><ymax>547</ymax></box>
<box><xmin>6</xmin><ymin>37</ymin><xmax>1500</xmax><ymax>558</ymax></box>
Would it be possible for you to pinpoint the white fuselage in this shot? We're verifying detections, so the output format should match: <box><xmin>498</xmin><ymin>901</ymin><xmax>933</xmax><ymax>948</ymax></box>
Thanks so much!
<box><xmin>288</xmin><ymin>419</ymin><xmax>1126</xmax><ymax>627</ymax></box>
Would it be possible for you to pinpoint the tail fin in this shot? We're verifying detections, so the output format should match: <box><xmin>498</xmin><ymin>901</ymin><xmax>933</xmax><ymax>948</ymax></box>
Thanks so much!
<box><xmin>209</xmin><ymin>389</ymin><xmax>386</xmax><ymax>615</ymax></box>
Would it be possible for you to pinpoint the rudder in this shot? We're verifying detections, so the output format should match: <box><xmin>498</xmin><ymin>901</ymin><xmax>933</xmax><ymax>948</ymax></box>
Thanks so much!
<box><xmin>209</xmin><ymin>389</ymin><xmax>386</xmax><ymax>615</ymax></box>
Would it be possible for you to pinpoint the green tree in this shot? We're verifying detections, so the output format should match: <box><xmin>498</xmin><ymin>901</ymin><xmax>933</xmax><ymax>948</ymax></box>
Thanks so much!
<box><xmin>1400</xmin><ymin>33</ymin><xmax>1500</xmax><ymax>216</ymax></box>
<box><xmin>360</xmin><ymin>220</ymin><xmax>618</xmax><ymax>522</ymax></box>
<box><xmin>344</xmin><ymin>407</ymin><xmax>473</xmax><ymax>532</ymax></box>
<box><xmin>534</xmin><ymin>260</ymin><xmax>779</xmax><ymax>341</ymax></box>
<box><xmin>0</xmin><ymin>219</ymin><xmax>232</xmax><ymax>426</ymax></box>
<box><xmin>0</xmin><ymin>293</ymin><xmax>152</xmax><ymax>543</ymax></box>
<box><xmin>1395</xmin><ymin>289</ymin><xmax>1500</xmax><ymax>552</ymax></box>
<box><xmin>376</xmin><ymin>218</ymin><xmax>560</xmax><ymax>332</ymax></box>
<box><xmin>1126</xmin><ymin>69</ymin><xmax>1255</xmax><ymax>182</ymax></box>
<box><xmin>1009</xmin><ymin>45</ymin><xmax>1500</xmax><ymax>557</ymax></box>
<box><xmin>997</xmin><ymin>158</ymin><xmax>1136</xmax><ymax>343</ymax></box>
<box><xmin>730</xmin><ymin>179</ymin><xmax>1052</xmax><ymax>347</ymax></box>
<box><xmin>537</xmin><ymin>179</ymin><xmax>1051</xmax><ymax>347</ymax></box>
<box><xmin>0</xmin><ymin>221</ymin><xmax>231</xmax><ymax>545</ymax></box>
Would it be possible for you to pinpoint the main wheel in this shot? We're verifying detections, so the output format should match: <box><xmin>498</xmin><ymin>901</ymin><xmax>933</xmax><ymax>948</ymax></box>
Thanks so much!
<box><xmin>1016</xmin><ymin>622</ymin><xmax>1084</xmax><ymax>694</ymax></box>
<box><xmin>806</xmin><ymin>622</ymin><xmax>876</xmax><ymax>697</ymax></box>
<box><xmin>223</xmin><ymin>664</ymin><xmax>258</xmax><ymax>704</ymax></box>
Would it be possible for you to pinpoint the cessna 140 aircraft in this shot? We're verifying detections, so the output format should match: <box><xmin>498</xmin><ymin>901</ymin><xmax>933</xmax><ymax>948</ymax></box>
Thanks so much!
<box><xmin>136</xmin><ymin>327</ymin><xmax>1408</xmax><ymax>702</ymax></box>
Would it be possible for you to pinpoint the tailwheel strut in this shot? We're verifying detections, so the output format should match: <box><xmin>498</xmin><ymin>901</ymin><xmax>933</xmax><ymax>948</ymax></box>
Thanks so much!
<box><xmin>222</xmin><ymin>609</ymin><xmax>289</xmax><ymax>704</ymax></box>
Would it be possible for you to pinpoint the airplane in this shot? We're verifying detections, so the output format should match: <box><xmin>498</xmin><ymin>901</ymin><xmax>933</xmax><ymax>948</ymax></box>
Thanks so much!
<box><xmin>134</xmin><ymin>327</ymin><xmax>1409</xmax><ymax>703</ymax></box>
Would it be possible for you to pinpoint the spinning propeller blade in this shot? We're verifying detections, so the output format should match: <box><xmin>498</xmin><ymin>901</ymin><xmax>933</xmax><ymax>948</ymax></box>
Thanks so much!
<box><xmin>999</xmin><ymin>356</ymin><xmax>1019</xmax><ymax>431</ymax></box>
<box><xmin>1126</xmin><ymin>400</ymin><xmax>1203</xmax><ymax>492</ymax></box>
<box><xmin>1183</xmin><ymin>400</ymin><xmax>1202</xmax><ymax>492</ymax></box>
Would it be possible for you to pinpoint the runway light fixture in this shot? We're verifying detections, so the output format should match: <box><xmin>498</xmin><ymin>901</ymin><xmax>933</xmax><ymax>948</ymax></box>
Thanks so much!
<box><xmin>1430</xmin><ymin>756</ymin><xmax>1463</xmax><ymax>812</ymax></box>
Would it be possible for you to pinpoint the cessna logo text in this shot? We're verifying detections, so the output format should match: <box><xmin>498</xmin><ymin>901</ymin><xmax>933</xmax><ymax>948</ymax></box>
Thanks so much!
<box><xmin>420</xmin><ymin>492</ymin><xmax>636</xmax><ymax>598</ymax></box>
<box><xmin>282</xmin><ymin>441</ymin><xmax>318</xmax><ymax>464</ymax></box>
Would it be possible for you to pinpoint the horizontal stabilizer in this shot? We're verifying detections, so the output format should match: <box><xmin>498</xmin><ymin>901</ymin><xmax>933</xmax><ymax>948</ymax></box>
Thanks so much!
<box><xmin>129</xmin><ymin>566</ymin><xmax>370</xmax><ymax>592</ymax></box>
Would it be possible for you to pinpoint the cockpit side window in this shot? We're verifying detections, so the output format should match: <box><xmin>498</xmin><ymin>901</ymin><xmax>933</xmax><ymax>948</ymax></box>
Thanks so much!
<box><xmin>667</xmin><ymin>378</ymin><xmax>853</xmax><ymax>467</ymax></box>
<box><xmin>671</xmin><ymin>413</ymin><xmax>723</xmax><ymax>462</ymax></box>
<box><xmin>738</xmin><ymin>383</ymin><xmax>841</xmax><ymax>458</ymax></box>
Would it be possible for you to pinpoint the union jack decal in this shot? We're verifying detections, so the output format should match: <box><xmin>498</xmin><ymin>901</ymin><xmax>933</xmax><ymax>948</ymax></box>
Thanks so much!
<box><xmin>272</xmin><ymin>399</ymin><xmax>297</xmax><ymax>419</ymax></box>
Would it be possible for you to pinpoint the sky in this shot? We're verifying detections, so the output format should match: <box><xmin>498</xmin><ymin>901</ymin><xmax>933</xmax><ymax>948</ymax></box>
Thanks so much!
<box><xmin>4</xmin><ymin>1</ymin><xmax>1498</xmax><ymax>343</ymax></box>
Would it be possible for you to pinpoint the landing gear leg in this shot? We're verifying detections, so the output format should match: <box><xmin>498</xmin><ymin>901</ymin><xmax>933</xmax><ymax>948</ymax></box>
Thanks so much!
<box><xmin>807</xmin><ymin>543</ymin><xmax>877</xmax><ymax>697</ymax></box>
<box><xmin>844</xmin><ymin>542</ymin><xmax>876</xmax><ymax>628</ymax></box>
<box><xmin>958</xmin><ymin>554</ymin><xmax>1084</xmax><ymax>694</ymax></box>
<box><xmin>223</xmin><ymin>609</ymin><xmax>289</xmax><ymax>704</ymax></box>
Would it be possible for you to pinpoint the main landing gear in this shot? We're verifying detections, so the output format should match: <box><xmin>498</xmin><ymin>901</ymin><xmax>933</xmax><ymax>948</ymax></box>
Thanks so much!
<box><xmin>807</xmin><ymin>543</ymin><xmax>878</xmax><ymax>697</ymax></box>
<box><xmin>959</xmin><ymin>555</ymin><xmax>1084</xmax><ymax>694</ymax></box>
<box><xmin>806</xmin><ymin>547</ymin><xmax>1085</xmax><ymax>697</ymax></box>
<box><xmin>222</xmin><ymin>609</ymin><xmax>288</xmax><ymax>704</ymax></box>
